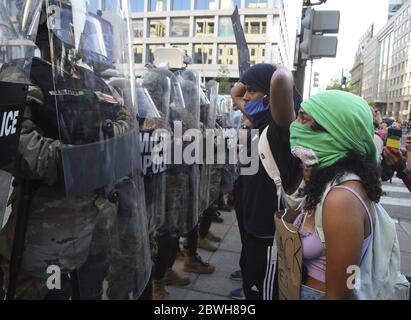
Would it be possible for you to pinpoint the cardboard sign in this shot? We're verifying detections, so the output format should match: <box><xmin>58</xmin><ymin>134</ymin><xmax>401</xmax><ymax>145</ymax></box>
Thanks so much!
<box><xmin>274</xmin><ymin>210</ymin><xmax>303</xmax><ymax>300</ymax></box>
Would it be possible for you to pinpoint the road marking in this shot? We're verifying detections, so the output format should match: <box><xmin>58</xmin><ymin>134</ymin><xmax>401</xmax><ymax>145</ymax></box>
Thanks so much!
<box><xmin>383</xmin><ymin>186</ymin><xmax>410</xmax><ymax>193</ymax></box>
<box><xmin>380</xmin><ymin>197</ymin><xmax>411</xmax><ymax>207</ymax></box>
<box><xmin>390</xmin><ymin>177</ymin><xmax>406</xmax><ymax>184</ymax></box>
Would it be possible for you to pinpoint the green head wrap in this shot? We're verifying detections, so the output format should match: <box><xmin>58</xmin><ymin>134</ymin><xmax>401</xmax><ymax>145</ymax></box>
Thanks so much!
<box><xmin>290</xmin><ymin>90</ymin><xmax>377</xmax><ymax>169</ymax></box>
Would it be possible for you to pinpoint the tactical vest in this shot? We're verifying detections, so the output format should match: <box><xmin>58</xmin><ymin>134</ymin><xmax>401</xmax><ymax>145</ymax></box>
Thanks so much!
<box><xmin>30</xmin><ymin>58</ymin><xmax>122</xmax><ymax>144</ymax></box>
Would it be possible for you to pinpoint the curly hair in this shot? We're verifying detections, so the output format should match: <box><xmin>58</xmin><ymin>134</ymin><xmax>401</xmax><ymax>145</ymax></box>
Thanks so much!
<box><xmin>303</xmin><ymin>150</ymin><xmax>383</xmax><ymax>211</ymax></box>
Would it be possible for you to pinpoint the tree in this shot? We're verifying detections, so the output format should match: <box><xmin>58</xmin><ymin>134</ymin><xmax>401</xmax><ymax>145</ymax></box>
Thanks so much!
<box><xmin>326</xmin><ymin>77</ymin><xmax>354</xmax><ymax>92</ymax></box>
<box><xmin>215</xmin><ymin>65</ymin><xmax>231</xmax><ymax>95</ymax></box>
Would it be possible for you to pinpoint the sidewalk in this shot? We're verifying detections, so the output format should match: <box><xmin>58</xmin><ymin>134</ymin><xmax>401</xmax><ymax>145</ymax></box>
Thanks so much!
<box><xmin>168</xmin><ymin>209</ymin><xmax>411</xmax><ymax>300</ymax></box>
<box><xmin>169</xmin><ymin>209</ymin><xmax>241</xmax><ymax>300</ymax></box>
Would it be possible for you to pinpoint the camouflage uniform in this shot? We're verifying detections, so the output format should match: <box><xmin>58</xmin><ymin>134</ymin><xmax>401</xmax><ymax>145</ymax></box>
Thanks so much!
<box><xmin>0</xmin><ymin>56</ymin><xmax>145</xmax><ymax>299</ymax></box>
<box><xmin>0</xmin><ymin>85</ymin><xmax>118</xmax><ymax>299</ymax></box>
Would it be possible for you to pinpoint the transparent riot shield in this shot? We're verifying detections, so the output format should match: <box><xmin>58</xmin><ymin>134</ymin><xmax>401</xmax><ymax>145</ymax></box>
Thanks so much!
<box><xmin>162</xmin><ymin>69</ymin><xmax>200</xmax><ymax>236</ymax></box>
<box><xmin>0</xmin><ymin>0</ymin><xmax>42</xmax><ymax>168</ymax></box>
<box><xmin>198</xmin><ymin>81</ymin><xmax>219</xmax><ymax>213</ymax></box>
<box><xmin>139</xmin><ymin>69</ymin><xmax>171</xmax><ymax>249</ymax></box>
<box><xmin>4</xmin><ymin>0</ymin><xmax>151</xmax><ymax>300</ymax></box>
<box><xmin>0</xmin><ymin>1</ymin><xmax>42</xmax><ymax>299</ymax></box>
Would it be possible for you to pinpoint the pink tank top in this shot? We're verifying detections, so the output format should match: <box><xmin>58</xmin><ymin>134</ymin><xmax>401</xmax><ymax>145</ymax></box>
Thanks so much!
<box><xmin>294</xmin><ymin>186</ymin><xmax>373</xmax><ymax>283</ymax></box>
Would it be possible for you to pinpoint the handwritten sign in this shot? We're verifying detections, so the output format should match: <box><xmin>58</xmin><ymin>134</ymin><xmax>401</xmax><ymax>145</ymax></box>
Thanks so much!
<box><xmin>274</xmin><ymin>210</ymin><xmax>303</xmax><ymax>300</ymax></box>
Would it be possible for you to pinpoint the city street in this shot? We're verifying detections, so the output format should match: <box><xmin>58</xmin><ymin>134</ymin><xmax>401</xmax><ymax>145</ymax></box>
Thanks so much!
<box><xmin>1</xmin><ymin>166</ymin><xmax>410</xmax><ymax>300</ymax></box>
<box><xmin>381</xmin><ymin>177</ymin><xmax>411</xmax><ymax>277</ymax></box>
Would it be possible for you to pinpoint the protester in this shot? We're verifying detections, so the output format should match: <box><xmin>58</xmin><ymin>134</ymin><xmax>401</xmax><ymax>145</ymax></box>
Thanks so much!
<box><xmin>289</xmin><ymin>90</ymin><xmax>409</xmax><ymax>299</ymax></box>
<box><xmin>230</xmin><ymin>63</ymin><xmax>302</xmax><ymax>300</ymax></box>
<box><xmin>383</xmin><ymin>135</ymin><xmax>411</xmax><ymax>192</ymax></box>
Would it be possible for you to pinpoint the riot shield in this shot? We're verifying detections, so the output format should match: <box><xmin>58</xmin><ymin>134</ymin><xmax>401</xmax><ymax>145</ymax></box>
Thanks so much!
<box><xmin>3</xmin><ymin>0</ymin><xmax>151</xmax><ymax>300</ymax></box>
<box><xmin>162</xmin><ymin>69</ymin><xmax>200</xmax><ymax>236</ymax></box>
<box><xmin>0</xmin><ymin>1</ymin><xmax>42</xmax><ymax>296</ymax></box>
<box><xmin>198</xmin><ymin>81</ymin><xmax>218</xmax><ymax>213</ymax></box>
<box><xmin>139</xmin><ymin>69</ymin><xmax>171</xmax><ymax>252</ymax></box>
<box><xmin>178</xmin><ymin>70</ymin><xmax>200</xmax><ymax>233</ymax></box>
<box><xmin>0</xmin><ymin>0</ymin><xmax>42</xmax><ymax>168</ymax></box>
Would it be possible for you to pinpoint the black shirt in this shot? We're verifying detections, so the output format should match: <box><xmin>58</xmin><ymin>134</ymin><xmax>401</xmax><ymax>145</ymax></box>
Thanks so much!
<box><xmin>237</xmin><ymin>109</ymin><xmax>301</xmax><ymax>239</ymax></box>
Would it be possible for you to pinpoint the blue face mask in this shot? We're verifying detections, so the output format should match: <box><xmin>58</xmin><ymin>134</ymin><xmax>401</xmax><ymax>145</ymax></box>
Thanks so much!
<box><xmin>245</xmin><ymin>97</ymin><xmax>269</xmax><ymax>117</ymax></box>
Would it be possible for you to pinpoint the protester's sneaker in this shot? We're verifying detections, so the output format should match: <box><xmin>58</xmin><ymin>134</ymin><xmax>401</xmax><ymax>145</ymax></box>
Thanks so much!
<box><xmin>229</xmin><ymin>270</ymin><xmax>242</xmax><ymax>281</ymax></box>
<box><xmin>206</xmin><ymin>230</ymin><xmax>221</xmax><ymax>242</ymax></box>
<box><xmin>164</xmin><ymin>269</ymin><xmax>191</xmax><ymax>287</ymax></box>
<box><xmin>230</xmin><ymin>287</ymin><xmax>245</xmax><ymax>300</ymax></box>
<box><xmin>152</xmin><ymin>280</ymin><xmax>170</xmax><ymax>300</ymax></box>
<box><xmin>183</xmin><ymin>254</ymin><xmax>216</xmax><ymax>274</ymax></box>
<box><xmin>198</xmin><ymin>237</ymin><xmax>218</xmax><ymax>252</ymax></box>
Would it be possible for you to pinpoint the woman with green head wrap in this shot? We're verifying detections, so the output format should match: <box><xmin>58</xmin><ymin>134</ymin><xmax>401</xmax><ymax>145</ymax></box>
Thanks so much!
<box><xmin>288</xmin><ymin>90</ymin><xmax>383</xmax><ymax>300</ymax></box>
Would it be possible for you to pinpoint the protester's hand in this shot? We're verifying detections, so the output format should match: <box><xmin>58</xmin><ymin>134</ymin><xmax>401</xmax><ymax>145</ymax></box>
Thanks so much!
<box><xmin>230</xmin><ymin>82</ymin><xmax>246</xmax><ymax>100</ymax></box>
<box><xmin>384</xmin><ymin>147</ymin><xmax>406</xmax><ymax>171</ymax></box>
<box><xmin>406</xmin><ymin>134</ymin><xmax>411</xmax><ymax>152</ymax></box>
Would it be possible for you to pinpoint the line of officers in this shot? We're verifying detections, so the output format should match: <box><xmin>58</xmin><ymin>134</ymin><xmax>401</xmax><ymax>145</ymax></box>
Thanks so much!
<box><xmin>0</xmin><ymin>0</ymin><xmax>235</xmax><ymax>300</ymax></box>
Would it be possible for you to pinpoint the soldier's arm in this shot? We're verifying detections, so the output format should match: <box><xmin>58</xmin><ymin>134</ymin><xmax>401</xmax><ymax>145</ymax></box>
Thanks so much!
<box><xmin>269</xmin><ymin>67</ymin><xmax>295</xmax><ymax>132</ymax></box>
<box><xmin>16</xmin><ymin>86</ymin><xmax>60</xmax><ymax>185</ymax></box>
<box><xmin>109</xmin><ymin>86</ymin><xmax>135</xmax><ymax>137</ymax></box>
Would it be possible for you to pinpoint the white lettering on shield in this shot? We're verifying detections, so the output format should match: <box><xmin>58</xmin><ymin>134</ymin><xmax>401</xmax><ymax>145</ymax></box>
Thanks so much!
<box><xmin>0</xmin><ymin>110</ymin><xmax>19</xmax><ymax>137</ymax></box>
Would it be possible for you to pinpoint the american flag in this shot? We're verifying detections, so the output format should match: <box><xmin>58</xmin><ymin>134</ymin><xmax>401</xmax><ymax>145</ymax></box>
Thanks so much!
<box><xmin>95</xmin><ymin>91</ymin><xmax>119</xmax><ymax>104</ymax></box>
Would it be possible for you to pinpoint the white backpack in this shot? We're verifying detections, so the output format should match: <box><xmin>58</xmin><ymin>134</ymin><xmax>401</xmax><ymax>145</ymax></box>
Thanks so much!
<box><xmin>258</xmin><ymin>126</ymin><xmax>305</xmax><ymax>211</ymax></box>
<box><xmin>315</xmin><ymin>174</ymin><xmax>410</xmax><ymax>300</ymax></box>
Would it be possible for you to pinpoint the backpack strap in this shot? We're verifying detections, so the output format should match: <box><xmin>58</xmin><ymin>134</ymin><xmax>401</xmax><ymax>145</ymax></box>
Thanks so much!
<box><xmin>259</xmin><ymin>126</ymin><xmax>282</xmax><ymax>211</ymax></box>
<box><xmin>314</xmin><ymin>173</ymin><xmax>362</xmax><ymax>244</ymax></box>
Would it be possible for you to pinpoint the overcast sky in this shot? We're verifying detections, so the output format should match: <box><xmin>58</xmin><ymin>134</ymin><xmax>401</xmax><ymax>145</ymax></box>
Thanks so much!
<box><xmin>299</xmin><ymin>0</ymin><xmax>390</xmax><ymax>96</ymax></box>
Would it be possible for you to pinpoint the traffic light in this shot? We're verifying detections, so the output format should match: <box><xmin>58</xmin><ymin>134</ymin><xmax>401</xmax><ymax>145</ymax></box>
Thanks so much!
<box><xmin>313</xmin><ymin>72</ymin><xmax>320</xmax><ymax>87</ymax></box>
<box><xmin>300</xmin><ymin>7</ymin><xmax>340</xmax><ymax>60</ymax></box>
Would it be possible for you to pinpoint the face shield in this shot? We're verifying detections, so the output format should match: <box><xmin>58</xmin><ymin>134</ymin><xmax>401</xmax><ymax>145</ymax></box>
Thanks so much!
<box><xmin>0</xmin><ymin>0</ymin><xmax>42</xmax><ymax>83</ymax></box>
<box><xmin>136</xmin><ymin>79</ymin><xmax>161</xmax><ymax>119</ymax></box>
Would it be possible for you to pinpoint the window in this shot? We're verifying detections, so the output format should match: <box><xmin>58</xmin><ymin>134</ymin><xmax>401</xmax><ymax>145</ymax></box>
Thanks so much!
<box><xmin>193</xmin><ymin>44</ymin><xmax>214</xmax><ymax>64</ymax></box>
<box><xmin>132</xmin><ymin>19</ymin><xmax>144</xmax><ymax>38</ymax></box>
<box><xmin>219</xmin><ymin>17</ymin><xmax>234</xmax><ymax>36</ymax></box>
<box><xmin>195</xmin><ymin>17</ymin><xmax>215</xmax><ymax>37</ymax></box>
<box><xmin>218</xmin><ymin>44</ymin><xmax>238</xmax><ymax>65</ymax></box>
<box><xmin>220</xmin><ymin>0</ymin><xmax>241</xmax><ymax>9</ymax></box>
<box><xmin>170</xmin><ymin>18</ymin><xmax>190</xmax><ymax>37</ymax></box>
<box><xmin>149</xmin><ymin>0</ymin><xmax>168</xmax><ymax>11</ymax></box>
<box><xmin>245</xmin><ymin>16</ymin><xmax>267</xmax><ymax>35</ymax></box>
<box><xmin>170</xmin><ymin>44</ymin><xmax>190</xmax><ymax>56</ymax></box>
<box><xmin>172</xmin><ymin>0</ymin><xmax>191</xmax><ymax>10</ymax></box>
<box><xmin>129</xmin><ymin>0</ymin><xmax>144</xmax><ymax>12</ymax></box>
<box><xmin>245</xmin><ymin>0</ymin><xmax>267</xmax><ymax>9</ymax></box>
<box><xmin>134</xmin><ymin>45</ymin><xmax>143</xmax><ymax>63</ymax></box>
<box><xmin>87</xmin><ymin>0</ymin><xmax>100</xmax><ymax>14</ymax></box>
<box><xmin>195</xmin><ymin>0</ymin><xmax>217</xmax><ymax>9</ymax></box>
<box><xmin>147</xmin><ymin>44</ymin><xmax>165</xmax><ymax>63</ymax></box>
<box><xmin>149</xmin><ymin>19</ymin><xmax>166</xmax><ymax>38</ymax></box>
<box><xmin>248</xmin><ymin>44</ymin><xmax>265</xmax><ymax>64</ymax></box>
<box><xmin>103</xmin><ymin>0</ymin><xmax>119</xmax><ymax>11</ymax></box>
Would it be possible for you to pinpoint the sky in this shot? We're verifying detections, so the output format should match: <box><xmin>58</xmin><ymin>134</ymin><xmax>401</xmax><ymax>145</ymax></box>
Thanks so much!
<box><xmin>297</xmin><ymin>0</ymin><xmax>390</xmax><ymax>97</ymax></box>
